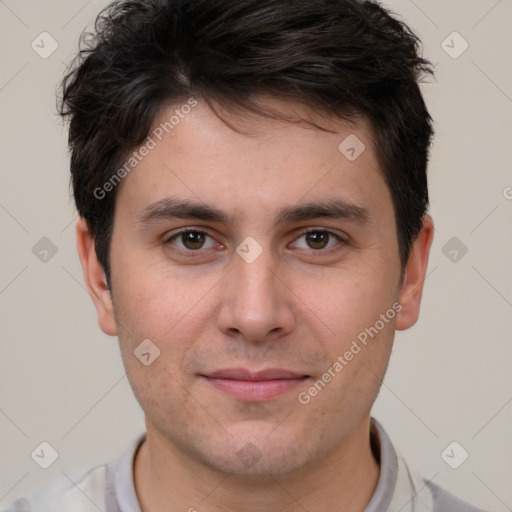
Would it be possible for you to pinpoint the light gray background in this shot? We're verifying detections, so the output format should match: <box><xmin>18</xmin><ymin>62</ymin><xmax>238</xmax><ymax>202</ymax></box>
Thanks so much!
<box><xmin>1</xmin><ymin>0</ymin><xmax>511</xmax><ymax>510</ymax></box>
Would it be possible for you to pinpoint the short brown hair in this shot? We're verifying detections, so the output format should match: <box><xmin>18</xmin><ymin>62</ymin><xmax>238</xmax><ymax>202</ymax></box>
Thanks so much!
<box><xmin>59</xmin><ymin>0</ymin><xmax>434</xmax><ymax>285</ymax></box>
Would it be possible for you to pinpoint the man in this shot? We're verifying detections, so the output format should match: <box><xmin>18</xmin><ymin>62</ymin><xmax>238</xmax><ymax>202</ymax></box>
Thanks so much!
<box><xmin>4</xmin><ymin>0</ymin><xmax>491</xmax><ymax>511</ymax></box>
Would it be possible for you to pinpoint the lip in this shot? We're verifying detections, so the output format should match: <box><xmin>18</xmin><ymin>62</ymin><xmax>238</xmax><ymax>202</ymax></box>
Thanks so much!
<box><xmin>201</xmin><ymin>368</ymin><xmax>309</xmax><ymax>401</ymax></box>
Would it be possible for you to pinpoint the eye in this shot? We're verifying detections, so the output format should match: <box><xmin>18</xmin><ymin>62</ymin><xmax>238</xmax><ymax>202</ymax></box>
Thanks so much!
<box><xmin>292</xmin><ymin>230</ymin><xmax>342</xmax><ymax>250</ymax></box>
<box><xmin>167</xmin><ymin>230</ymin><xmax>219</xmax><ymax>251</ymax></box>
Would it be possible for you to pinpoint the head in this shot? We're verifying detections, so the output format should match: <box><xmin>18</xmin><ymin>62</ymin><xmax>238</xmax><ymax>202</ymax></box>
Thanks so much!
<box><xmin>61</xmin><ymin>0</ymin><xmax>434</xmax><ymax>478</ymax></box>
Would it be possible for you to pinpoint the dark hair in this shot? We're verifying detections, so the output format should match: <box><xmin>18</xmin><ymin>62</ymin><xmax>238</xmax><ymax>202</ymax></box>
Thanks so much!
<box><xmin>59</xmin><ymin>0</ymin><xmax>433</xmax><ymax>285</ymax></box>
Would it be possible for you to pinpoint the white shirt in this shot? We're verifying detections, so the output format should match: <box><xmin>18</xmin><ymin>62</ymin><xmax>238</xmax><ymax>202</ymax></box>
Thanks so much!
<box><xmin>3</xmin><ymin>418</ymin><xmax>489</xmax><ymax>512</ymax></box>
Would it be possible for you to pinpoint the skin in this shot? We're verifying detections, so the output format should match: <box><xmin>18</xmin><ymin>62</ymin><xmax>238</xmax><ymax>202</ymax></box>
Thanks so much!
<box><xmin>77</xmin><ymin>97</ymin><xmax>434</xmax><ymax>512</ymax></box>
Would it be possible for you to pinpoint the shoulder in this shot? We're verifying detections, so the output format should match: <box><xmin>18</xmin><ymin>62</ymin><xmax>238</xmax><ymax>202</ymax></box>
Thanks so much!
<box><xmin>426</xmin><ymin>480</ymin><xmax>495</xmax><ymax>512</ymax></box>
<box><xmin>407</xmin><ymin>463</ymin><xmax>494</xmax><ymax>512</ymax></box>
<box><xmin>3</xmin><ymin>433</ymin><xmax>145</xmax><ymax>512</ymax></box>
<box><xmin>2</xmin><ymin>465</ymin><xmax>107</xmax><ymax>512</ymax></box>
<box><xmin>369</xmin><ymin>419</ymin><xmax>495</xmax><ymax>512</ymax></box>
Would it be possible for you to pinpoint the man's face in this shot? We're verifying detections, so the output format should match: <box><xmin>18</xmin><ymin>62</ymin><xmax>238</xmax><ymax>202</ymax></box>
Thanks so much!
<box><xmin>93</xmin><ymin>98</ymin><xmax>413</xmax><ymax>476</ymax></box>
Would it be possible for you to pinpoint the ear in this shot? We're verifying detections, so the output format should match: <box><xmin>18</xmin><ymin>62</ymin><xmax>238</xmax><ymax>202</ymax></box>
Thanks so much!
<box><xmin>395</xmin><ymin>215</ymin><xmax>434</xmax><ymax>330</ymax></box>
<box><xmin>76</xmin><ymin>218</ymin><xmax>118</xmax><ymax>336</ymax></box>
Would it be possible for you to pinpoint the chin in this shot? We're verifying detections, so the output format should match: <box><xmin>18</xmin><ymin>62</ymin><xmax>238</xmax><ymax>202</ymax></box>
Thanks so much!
<box><xmin>197</xmin><ymin>426</ymin><xmax>312</xmax><ymax>478</ymax></box>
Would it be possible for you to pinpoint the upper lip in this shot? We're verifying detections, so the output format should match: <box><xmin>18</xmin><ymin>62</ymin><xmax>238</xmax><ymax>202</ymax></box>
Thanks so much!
<box><xmin>203</xmin><ymin>368</ymin><xmax>308</xmax><ymax>381</ymax></box>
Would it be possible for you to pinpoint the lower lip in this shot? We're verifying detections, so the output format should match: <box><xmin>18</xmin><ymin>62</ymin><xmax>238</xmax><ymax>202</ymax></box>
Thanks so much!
<box><xmin>204</xmin><ymin>377</ymin><xmax>307</xmax><ymax>401</ymax></box>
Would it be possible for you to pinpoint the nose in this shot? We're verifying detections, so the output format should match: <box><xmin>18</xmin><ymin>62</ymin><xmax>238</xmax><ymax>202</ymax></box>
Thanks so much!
<box><xmin>216</xmin><ymin>247</ymin><xmax>296</xmax><ymax>344</ymax></box>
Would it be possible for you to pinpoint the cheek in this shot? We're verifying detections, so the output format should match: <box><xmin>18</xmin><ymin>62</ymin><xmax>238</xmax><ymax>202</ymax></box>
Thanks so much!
<box><xmin>111</xmin><ymin>256</ymin><xmax>221</xmax><ymax>342</ymax></box>
<box><xmin>303</xmin><ymin>318</ymin><xmax>394</xmax><ymax>424</ymax></box>
<box><xmin>110</xmin><ymin>260</ymin><xmax>228</xmax><ymax>407</ymax></box>
<box><xmin>291</xmin><ymin>264</ymin><xmax>399</xmax><ymax>344</ymax></box>
<box><xmin>290</xmin><ymin>267</ymin><xmax>397</xmax><ymax>409</ymax></box>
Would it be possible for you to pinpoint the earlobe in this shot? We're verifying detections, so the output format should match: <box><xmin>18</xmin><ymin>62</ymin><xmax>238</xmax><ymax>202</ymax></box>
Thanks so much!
<box><xmin>395</xmin><ymin>215</ymin><xmax>434</xmax><ymax>331</ymax></box>
<box><xmin>76</xmin><ymin>218</ymin><xmax>118</xmax><ymax>336</ymax></box>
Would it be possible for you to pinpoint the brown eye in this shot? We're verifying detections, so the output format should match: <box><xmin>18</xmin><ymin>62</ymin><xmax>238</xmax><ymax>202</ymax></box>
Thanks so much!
<box><xmin>168</xmin><ymin>230</ymin><xmax>217</xmax><ymax>251</ymax></box>
<box><xmin>293</xmin><ymin>230</ymin><xmax>341</xmax><ymax>251</ymax></box>
<box><xmin>181</xmin><ymin>231</ymin><xmax>206</xmax><ymax>250</ymax></box>
<box><xmin>305</xmin><ymin>231</ymin><xmax>330</xmax><ymax>249</ymax></box>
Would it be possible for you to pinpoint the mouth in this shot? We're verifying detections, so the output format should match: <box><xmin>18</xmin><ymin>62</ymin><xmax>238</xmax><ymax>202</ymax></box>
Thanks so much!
<box><xmin>200</xmin><ymin>368</ymin><xmax>310</xmax><ymax>401</ymax></box>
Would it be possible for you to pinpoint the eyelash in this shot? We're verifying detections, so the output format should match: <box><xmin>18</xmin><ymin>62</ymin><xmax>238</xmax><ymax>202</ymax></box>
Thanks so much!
<box><xmin>164</xmin><ymin>228</ymin><xmax>345</xmax><ymax>257</ymax></box>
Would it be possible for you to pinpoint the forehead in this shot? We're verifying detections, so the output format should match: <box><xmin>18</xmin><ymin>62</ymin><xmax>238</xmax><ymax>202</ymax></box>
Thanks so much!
<box><xmin>114</xmin><ymin>97</ymin><xmax>391</xmax><ymax>222</ymax></box>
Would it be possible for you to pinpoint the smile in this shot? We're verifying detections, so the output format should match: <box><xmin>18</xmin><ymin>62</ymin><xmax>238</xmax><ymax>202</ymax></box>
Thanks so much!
<box><xmin>201</xmin><ymin>368</ymin><xmax>310</xmax><ymax>401</ymax></box>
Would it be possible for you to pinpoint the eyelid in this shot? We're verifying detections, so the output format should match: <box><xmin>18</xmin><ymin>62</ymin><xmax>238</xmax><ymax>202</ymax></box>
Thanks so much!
<box><xmin>296</xmin><ymin>226</ymin><xmax>343</xmax><ymax>236</ymax></box>
<box><xmin>163</xmin><ymin>226</ymin><xmax>347</xmax><ymax>257</ymax></box>
<box><xmin>288</xmin><ymin>227</ymin><xmax>346</xmax><ymax>251</ymax></box>
<box><xmin>165</xmin><ymin>227</ymin><xmax>210</xmax><ymax>242</ymax></box>
<box><xmin>164</xmin><ymin>228</ymin><xmax>221</xmax><ymax>252</ymax></box>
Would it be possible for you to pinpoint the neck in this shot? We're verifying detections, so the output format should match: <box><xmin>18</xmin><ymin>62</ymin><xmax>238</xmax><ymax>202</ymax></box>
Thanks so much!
<box><xmin>134</xmin><ymin>417</ymin><xmax>380</xmax><ymax>512</ymax></box>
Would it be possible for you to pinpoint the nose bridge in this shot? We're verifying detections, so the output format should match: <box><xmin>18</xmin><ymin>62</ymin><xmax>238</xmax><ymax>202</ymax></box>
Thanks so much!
<box><xmin>238</xmin><ymin>250</ymin><xmax>276</xmax><ymax>300</ymax></box>
<box><xmin>216</xmin><ymin>242</ymin><xmax>295</xmax><ymax>341</ymax></box>
<box><xmin>233</xmin><ymin>245</ymin><xmax>280</xmax><ymax>315</ymax></box>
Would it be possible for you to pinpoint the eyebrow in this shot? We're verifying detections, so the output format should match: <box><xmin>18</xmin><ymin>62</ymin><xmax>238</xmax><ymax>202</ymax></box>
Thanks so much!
<box><xmin>136</xmin><ymin>197</ymin><xmax>369</xmax><ymax>227</ymax></box>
